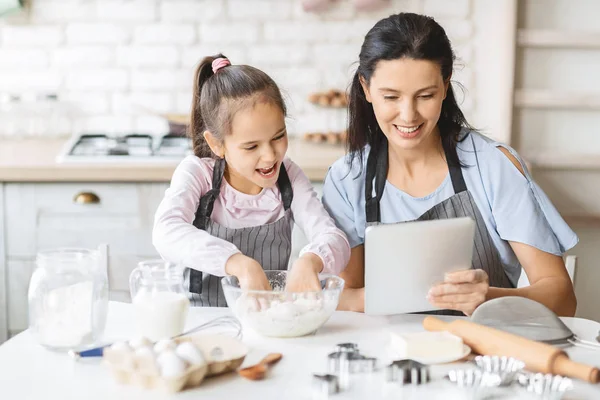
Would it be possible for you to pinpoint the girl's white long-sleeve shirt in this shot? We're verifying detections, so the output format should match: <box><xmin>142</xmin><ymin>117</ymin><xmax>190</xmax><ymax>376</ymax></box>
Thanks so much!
<box><xmin>153</xmin><ymin>156</ymin><xmax>351</xmax><ymax>277</ymax></box>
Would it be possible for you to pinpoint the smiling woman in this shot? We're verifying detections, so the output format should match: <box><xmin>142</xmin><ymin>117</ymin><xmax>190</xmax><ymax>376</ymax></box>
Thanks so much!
<box><xmin>323</xmin><ymin>13</ymin><xmax>578</xmax><ymax>317</ymax></box>
<box><xmin>152</xmin><ymin>54</ymin><xmax>350</xmax><ymax>308</ymax></box>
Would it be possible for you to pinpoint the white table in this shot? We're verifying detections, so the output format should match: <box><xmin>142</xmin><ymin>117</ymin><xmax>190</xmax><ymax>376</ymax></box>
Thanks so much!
<box><xmin>1</xmin><ymin>302</ymin><xmax>600</xmax><ymax>400</ymax></box>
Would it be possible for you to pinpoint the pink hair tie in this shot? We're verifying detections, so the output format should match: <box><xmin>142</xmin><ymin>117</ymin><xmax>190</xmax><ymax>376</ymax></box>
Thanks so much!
<box><xmin>212</xmin><ymin>57</ymin><xmax>230</xmax><ymax>73</ymax></box>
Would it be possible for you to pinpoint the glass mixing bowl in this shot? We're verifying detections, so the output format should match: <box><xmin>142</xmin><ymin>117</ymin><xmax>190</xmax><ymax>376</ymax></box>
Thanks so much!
<box><xmin>221</xmin><ymin>270</ymin><xmax>345</xmax><ymax>338</ymax></box>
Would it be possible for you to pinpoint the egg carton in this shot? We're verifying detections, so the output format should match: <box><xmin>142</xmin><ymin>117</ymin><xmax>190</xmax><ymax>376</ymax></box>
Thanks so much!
<box><xmin>103</xmin><ymin>333</ymin><xmax>247</xmax><ymax>393</ymax></box>
<box><xmin>307</xmin><ymin>89</ymin><xmax>348</xmax><ymax>108</ymax></box>
<box><xmin>302</xmin><ymin>131</ymin><xmax>347</xmax><ymax>145</ymax></box>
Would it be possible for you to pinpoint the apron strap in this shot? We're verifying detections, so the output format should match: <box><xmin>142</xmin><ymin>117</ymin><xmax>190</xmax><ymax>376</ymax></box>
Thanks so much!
<box><xmin>364</xmin><ymin>135</ymin><xmax>468</xmax><ymax>223</ymax></box>
<box><xmin>192</xmin><ymin>157</ymin><xmax>226</xmax><ymax>230</ymax></box>
<box><xmin>277</xmin><ymin>162</ymin><xmax>294</xmax><ymax>211</ymax></box>
<box><xmin>365</xmin><ymin>139</ymin><xmax>388</xmax><ymax>224</ymax></box>
<box><xmin>194</xmin><ymin>158</ymin><xmax>295</xmax><ymax>228</ymax></box>
<box><xmin>442</xmin><ymin>138</ymin><xmax>468</xmax><ymax>194</ymax></box>
<box><xmin>190</xmin><ymin>158</ymin><xmax>294</xmax><ymax>296</ymax></box>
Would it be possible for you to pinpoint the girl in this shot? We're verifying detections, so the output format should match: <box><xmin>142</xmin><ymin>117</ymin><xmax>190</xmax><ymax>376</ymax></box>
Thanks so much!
<box><xmin>153</xmin><ymin>55</ymin><xmax>350</xmax><ymax>307</ymax></box>
<box><xmin>323</xmin><ymin>13</ymin><xmax>578</xmax><ymax>316</ymax></box>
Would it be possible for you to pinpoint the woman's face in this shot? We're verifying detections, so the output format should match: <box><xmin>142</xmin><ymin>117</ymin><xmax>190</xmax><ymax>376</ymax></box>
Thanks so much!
<box><xmin>361</xmin><ymin>57</ymin><xmax>448</xmax><ymax>152</ymax></box>
<box><xmin>207</xmin><ymin>100</ymin><xmax>288</xmax><ymax>195</ymax></box>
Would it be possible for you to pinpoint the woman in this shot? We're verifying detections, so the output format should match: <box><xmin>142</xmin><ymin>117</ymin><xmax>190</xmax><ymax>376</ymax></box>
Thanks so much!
<box><xmin>322</xmin><ymin>13</ymin><xmax>578</xmax><ymax>316</ymax></box>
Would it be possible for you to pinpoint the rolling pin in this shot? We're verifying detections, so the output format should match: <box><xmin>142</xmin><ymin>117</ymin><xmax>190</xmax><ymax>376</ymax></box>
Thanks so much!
<box><xmin>423</xmin><ymin>316</ymin><xmax>600</xmax><ymax>383</ymax></box>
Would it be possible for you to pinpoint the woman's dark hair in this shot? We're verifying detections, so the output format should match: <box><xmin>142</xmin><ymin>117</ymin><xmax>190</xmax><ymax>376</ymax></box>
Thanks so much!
<box><xmin>189</xmin><ymin>54</ymin><xmax>287</xmax><ymax>158</ymax></box>
<box><xmin>347</xmin><ymin>12</ymin><xmax>473</xmax><ymax>168</ymax></box>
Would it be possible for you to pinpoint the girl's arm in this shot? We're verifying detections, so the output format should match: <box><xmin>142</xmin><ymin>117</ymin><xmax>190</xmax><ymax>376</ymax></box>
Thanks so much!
<box><xmin>152</xmin><ymin>157</ymin><xmax>241</xmax><ymax>277</ymax></box>
<box><xmin>286</xmin><ymin>159</ymin><xmax>351</xmax><ymax>275</ymax></box>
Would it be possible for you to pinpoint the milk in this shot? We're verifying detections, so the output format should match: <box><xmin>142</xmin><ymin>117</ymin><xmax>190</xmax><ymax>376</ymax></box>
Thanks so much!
<box><xmin>132</xmin><ymin>291</ymin><xmax>190</xmax><ymax>341</ymax></box>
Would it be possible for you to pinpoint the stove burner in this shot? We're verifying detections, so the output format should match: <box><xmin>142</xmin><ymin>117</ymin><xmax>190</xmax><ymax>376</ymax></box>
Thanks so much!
<box><xmin>63</xmin><ymin>133</ymin><xmax>192</xmax><ymax>162</ymax></box>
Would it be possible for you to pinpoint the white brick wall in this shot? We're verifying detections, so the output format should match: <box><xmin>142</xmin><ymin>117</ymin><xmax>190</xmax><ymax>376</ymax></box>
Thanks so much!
<box><xmin>0</xmin><ymin>0</ymin><xmax>479</xmax><ymax>137</ymax></box>
<box><xmin>65</xmin><ymin>24</ymin><xmax>131</xmax><ymax>44</ymax></box>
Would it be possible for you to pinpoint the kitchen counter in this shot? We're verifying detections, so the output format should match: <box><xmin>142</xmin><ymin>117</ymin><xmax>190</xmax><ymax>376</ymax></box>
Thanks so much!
<box><xmin>0</xmin><ymin>138</ymin><xmax>345</xmax><ymax>182</ymax></box>
<box><xmin>2</xmin><ymin>302</ymin><xmax>600</xmax><ymax>399</ymax></box>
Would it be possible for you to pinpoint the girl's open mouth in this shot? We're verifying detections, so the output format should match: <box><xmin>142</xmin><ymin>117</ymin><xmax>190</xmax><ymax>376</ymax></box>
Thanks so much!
<box><xmin>256</xmin><ymin>163</ymin><xmax>277</xmax><ymax>178</ymax></box>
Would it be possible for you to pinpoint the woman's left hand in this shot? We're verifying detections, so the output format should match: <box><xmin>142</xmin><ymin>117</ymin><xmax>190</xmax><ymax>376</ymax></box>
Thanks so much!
<box><xmin>427</xmin><ymin>269</ymin><xmax>489</xmax><ymax>316</ymax></box>
<box><xmin>286</xmin><ymin>253</ymin><xmax>323</xmax><ymax>292</ymax></box>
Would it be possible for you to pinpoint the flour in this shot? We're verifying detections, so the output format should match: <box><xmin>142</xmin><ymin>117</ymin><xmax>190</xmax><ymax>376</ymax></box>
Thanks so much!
<box><xmin>235</xmin><ymin>294</ymin><xmax>336</xmax><ymax>337</ymax></box>
<box><xmin>33</xmin><ymin>280</ymin><xmax>95</xmax><ymax>349</ymax></box>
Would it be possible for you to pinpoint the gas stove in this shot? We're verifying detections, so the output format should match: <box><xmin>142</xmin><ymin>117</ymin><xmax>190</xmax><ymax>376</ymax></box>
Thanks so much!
<box><xmin>56</xmin><ymin>133</ymin><xmax>193</xmax><ymax>164</ymax></box>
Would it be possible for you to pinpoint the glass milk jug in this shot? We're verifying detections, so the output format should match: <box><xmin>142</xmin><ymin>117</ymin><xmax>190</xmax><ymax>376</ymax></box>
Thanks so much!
<box><xmin>28</xmin><ymin>248</ymin><xmax>109</xmax><ymax>351</ymax></box>
<box><xmin>129</xmin><ymin>260</ymin><xmax>190</xmax><ymax>341</ymax></box>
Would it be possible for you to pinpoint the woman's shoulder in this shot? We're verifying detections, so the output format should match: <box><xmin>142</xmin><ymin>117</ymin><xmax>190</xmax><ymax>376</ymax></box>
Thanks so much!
<box><xmin>458</xmin><ymin>129</ymin><xmax>506</xmax><ymax>154</ymax></box>
<box><xmin>327</xmin><ymin>147</ymin><xmax>370</xmax><ymax>183</ymax></box>
<box><xmin>457</xmin><ymin>129</ymin><xmax>525</xmax><ymax>169</ymax></box>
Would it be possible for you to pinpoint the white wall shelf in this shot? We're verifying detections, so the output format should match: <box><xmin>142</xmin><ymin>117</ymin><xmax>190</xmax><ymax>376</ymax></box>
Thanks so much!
<box><xmin>564</xmin><ymin>214</ymin><xmax>600</xmax><ymax>228</ymax></box>
<box><xmin>515</xmin><ymin>89</ymin><xmax>600</xmax><ymax>110</ymax></box>
<box><xmin>518</xmin><ymin>29</ymin><xmax>600</xmax><ymax>48</ymax></box>
<box><xmin>522</xmin><ymin>151</ymin><xmax>600</xmax><ymax>170</ymax></box>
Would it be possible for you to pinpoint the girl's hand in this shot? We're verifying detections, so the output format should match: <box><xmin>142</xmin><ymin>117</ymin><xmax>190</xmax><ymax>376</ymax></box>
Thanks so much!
<box><xmin>427</xmin><ymin>269</ymin><xmax>489</xmax><ymax>316</ymax></box>
<box><xmin>225</xmin><ymin>254</ymin><xmax>271</xmax><ymax>291</ymax></box>
<box><xmin>286</xmin><ymin>253</ymin><xmax>323</xmax><ymax>292</ymax></box>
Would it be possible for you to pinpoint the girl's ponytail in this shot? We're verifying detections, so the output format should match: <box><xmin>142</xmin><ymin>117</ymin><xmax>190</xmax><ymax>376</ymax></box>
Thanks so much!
<box><xmin>189</xmin><ymin>54</ymin><xmax>225</xmax><ymax>158</ymax></box>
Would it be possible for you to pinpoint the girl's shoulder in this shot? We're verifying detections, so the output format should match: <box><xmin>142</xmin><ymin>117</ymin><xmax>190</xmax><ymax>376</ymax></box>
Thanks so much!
<box><xmin>171</xmin><ymin>155</ymin><xmax>215</xmax><ymax>188</ymax></box>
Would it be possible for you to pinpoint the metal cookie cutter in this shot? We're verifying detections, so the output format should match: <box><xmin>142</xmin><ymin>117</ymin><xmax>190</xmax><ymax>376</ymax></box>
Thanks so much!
<box><xmin>446</xmin><ymin>368</ymin><xmax>502</xmax><ymax>388</ymax></box>
<box><xmin>312</xmin><ymin>374</ymin><xmax>340</xmax><ymax>398</ymax></box>
<box><xmin>473</xmin><ymin>355</ymin><xmax>525</xmax><ymax>386</ymax></box>
<box><xmin>385</xmin><ymin>359</ymin><xmax>430</xmax><ymax>385</ymax></box>
<box><xmin>328</xmin><ymin>343</ymin><xmax>377</xmax><ymax>374</ymax></box>
<box><xmin>335</xmin><ymin>343</ymin><xmax>358</xmax><ymax>354</ymax></box>
<box><xmin>517</xmin><ymin>373</ymin><xmax>573</xmax><ymax>399</ymax></box>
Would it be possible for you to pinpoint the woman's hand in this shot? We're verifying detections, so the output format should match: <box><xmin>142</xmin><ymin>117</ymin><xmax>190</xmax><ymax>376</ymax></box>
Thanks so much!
<box><xmin>225</xmin><ymin>253</ymin><xmax>271</xmax><ymax>291</ymax></box>
<box><xmin>286</xmin><ymin>253</ymin><xmax>323</xmax><ymax>292</ymax></box>
<box><xmin>427</xmin><ymin>269</ymin><xmax>489</xmax><ymax>316</ymax></box>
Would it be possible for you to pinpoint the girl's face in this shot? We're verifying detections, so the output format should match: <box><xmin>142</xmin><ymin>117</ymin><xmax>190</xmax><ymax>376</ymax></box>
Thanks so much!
<box><xmin>207</xmin><ymin>100</ymin><xmax>288</xmax><ymax>195</ymax></box>
<box><xmin>361</xmin><ymin>58</ymin><xmax>448</xmax><ymax>152</ymax></box>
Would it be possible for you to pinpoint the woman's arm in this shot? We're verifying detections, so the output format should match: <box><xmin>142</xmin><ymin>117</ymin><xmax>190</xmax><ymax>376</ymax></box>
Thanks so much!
<box><xmin>286</xmin><ymin>160</ymin><xmax>351</xmax><ymax>275</ymax></box>
<box><xmin>429</xmin><ymin>146</ymin><xmax>577</xmax><ymax>316</ymax></box>
<box><xmin>337</xmin><ymin>245</ymin><xmax>366</xmax><ymax>312</ymax></box>
<box><xmin>340</xmin><ymin>245</ymin><xmax>365</xmax><ymax>288</ymax></box>
<box><xmin>489</xmin><ymin>148</ymin><xmax>577</xmax><ymax>316</ymax></box>
<box><xmin>487</xmin><ymin>241</ymin><xmax>576</xmax><ymax>316</ymax></box>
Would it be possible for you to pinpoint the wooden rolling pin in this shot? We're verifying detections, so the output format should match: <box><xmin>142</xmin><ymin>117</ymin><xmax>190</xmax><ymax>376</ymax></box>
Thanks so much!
<box><xmin>423</xmin><ymin>316</ymin><xmax>600</xmax><ymax>383</ymax></box>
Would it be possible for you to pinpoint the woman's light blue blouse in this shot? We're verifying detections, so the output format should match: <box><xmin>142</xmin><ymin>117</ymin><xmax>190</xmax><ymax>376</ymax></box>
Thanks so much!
<box><xmin>322</xmin><ymin>130</ymin><xmax>578</xmax><ymax>286</ymax></box>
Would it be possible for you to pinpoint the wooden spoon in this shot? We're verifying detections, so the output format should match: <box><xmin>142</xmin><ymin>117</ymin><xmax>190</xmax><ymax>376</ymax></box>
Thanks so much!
<box><xmin>238</xmin><ymin>353</ymin><xmax>283</xmax><ymax>380</ymax></box>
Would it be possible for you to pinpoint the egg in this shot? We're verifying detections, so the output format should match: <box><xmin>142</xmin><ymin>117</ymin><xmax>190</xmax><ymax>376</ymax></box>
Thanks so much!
<box><xmin>153</xmin><ymin>339</ymin><xmax>176</xmax><ymax>354</ymax></box>
<box><xmin>119</xmin><ymin>353</ymin><xmax>137</xmax><ymax>371</ymax></box>
<box><xmin>157</xmin><ymin>351</ymin><xmax>188</xmax><ymax>378</ymax></box>
<box><xmin>134</xmin><ymin>347</ymin><xmax>160</xmax><ymax>376</ymax></box>
<box><xmin>175</xmin><ymin>342</ymin><xmax>206</xmax><ymax>366</ymax></box>
<box><xmin>128</xmin><ymin>336</ymin><xmax>152</xmax><ymax>350</ymax></box>
<box><xmin>109</xmin><ymin>341</ymin><xmax>132</xmax><ymax>353</ymax></box>
<box><xmin>134</xmin><ymin>345</ymin><xmax>155</xmax><ymax>361</ymax></box>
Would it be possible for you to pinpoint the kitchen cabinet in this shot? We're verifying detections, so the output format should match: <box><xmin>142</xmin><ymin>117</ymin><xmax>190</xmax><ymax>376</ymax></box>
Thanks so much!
<box><xmin>0</xmin><ymin>180</ymin><xmax>325</xmax><ymax>340</ymax></box>
<box><xmin>1</xmin><ymin>182</ymin><xmax>169</xmax><ymax>338</ymax></box>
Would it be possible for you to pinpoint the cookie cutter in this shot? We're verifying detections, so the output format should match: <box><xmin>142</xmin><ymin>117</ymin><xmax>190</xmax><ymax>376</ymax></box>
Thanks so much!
<box><xmin>385</xmin><ymin>359</ymin><xmax>430</xmax><ymax>385</ymax></box>
<box><xmin>517</xmin><ymin>373</ymin><xmax>573</xmax><ymax>399</ymax></box>
<box><xmin>312</xmin><ymin>374</ymin><xmax>339</xmax><ymax>398</ymax></box>
<box><xmin>473</xmin><ymin>355</ymin><xmax>525</xmax><ymax>386</ymax></box>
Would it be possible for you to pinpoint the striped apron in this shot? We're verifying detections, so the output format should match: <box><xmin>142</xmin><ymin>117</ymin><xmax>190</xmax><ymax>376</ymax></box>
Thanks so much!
<box><xmin>185</xmin><ymin>158</ymin><xmax>294</xmax><ymax>307</ymax></box>
<box><xmin>365</xmin><ymin>137</ymin><xmax>513</xmax><ymax>316</ymax></box>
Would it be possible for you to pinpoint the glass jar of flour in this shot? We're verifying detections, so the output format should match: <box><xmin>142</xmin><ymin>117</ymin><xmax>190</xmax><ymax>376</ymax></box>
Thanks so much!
<box><xmin>28</xmin><ymin>248</ymin><xmax>109</xmax><ymax>351</ymax></box>
<box><xmin>129</xmin><ymin>260</ymin><xmax>190</xmax><ymax>341</ymax></box>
